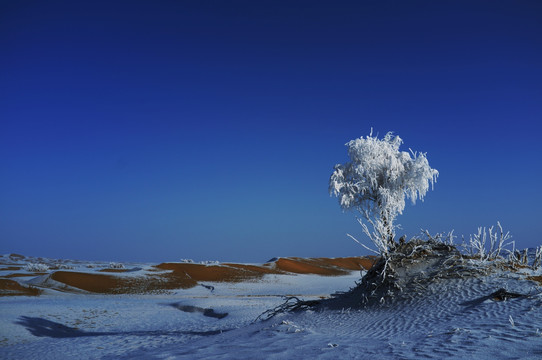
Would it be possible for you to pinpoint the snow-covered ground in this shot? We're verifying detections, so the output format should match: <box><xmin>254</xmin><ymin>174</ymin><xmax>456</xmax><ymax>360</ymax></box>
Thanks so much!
<box><xmin>1</xmin><ymin>255</ymin><xmax>542</xmax><ymax>359</ymax></box>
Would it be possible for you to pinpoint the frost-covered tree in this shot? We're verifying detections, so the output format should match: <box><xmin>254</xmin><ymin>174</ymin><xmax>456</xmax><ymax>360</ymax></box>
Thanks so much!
<box><xmin>329</xmin><ymin>131</ymin><xmax>438</xmax><ymax>256</ymax></box>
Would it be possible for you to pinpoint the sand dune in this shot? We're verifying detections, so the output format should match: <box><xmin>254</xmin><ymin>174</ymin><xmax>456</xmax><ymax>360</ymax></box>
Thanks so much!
<box><xmin>0</xmin><ymin>279</ymin><xmax>41</xmax><ymax>296</ymax></box>
<box><xmin>154</xmin><ymin>262</ymin><xmax>273</xmax><ymax>282</ymax></box>
<box><xmin>1</xmin><ymin>255</ymin><xmax>375</xmax><ymax>296</ymax></box>
<box><xmin>0</xmin><ymin>266</ymin><xmax>23</xmax><ymax>271</ymax></box>
<box><xmin>270</xmin><ymin>256</ymin><xmax>375</xmax><ymax>275</ymax></box>
<box><xmin>50</xmin><ymin>271</ymin><xmax>132</xmax><ymax>294</ymax></box>
<box><xmin>2</xmin><ymin>252</ymin><xmax>542</xmax><ymax>359</ymax></box>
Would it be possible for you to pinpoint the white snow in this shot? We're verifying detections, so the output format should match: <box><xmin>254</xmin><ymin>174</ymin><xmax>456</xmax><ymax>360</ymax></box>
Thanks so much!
<box><xmin>1</xmin><ymin>255</ymin><xmax>542</xmax><ymax>359</ymax></box>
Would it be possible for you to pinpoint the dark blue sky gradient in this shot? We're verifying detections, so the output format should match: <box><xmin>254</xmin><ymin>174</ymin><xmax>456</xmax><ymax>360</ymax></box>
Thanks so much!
<box><xmin>1</xmin><ymin>1</ymin><xmax>541</xmax><ymax>262</ymax></box>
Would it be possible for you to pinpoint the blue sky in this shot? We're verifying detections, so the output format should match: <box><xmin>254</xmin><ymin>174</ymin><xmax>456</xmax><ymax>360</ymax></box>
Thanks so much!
<box><xmin>1</xmin><ymin>1</ymin><xmax>541</xmax><ymax>262</ymax></box>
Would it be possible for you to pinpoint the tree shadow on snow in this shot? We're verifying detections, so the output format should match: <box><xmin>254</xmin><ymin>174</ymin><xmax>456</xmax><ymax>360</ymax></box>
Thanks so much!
<box><xmin>15</xmin><ymin>316</ymin><xmax>231</xmax><ymax>339</ymax></box>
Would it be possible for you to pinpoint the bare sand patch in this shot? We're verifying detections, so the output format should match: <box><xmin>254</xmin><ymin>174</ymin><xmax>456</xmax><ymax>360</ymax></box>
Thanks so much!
<box><xmin>157</xmin><ymin>257</ymin><xmax>373</xmax><ymax>282</ymax></box>
<box><xmin>0</xmin><ymin>279</ymin><xmax>41</xmax><ymax>296</ymax></box>
<box><xmin>272</xmin><ymin>258</ymin><xmax>347</xmax><ymax>275</ymax></box>
<box><xmin>51</xmin><ymin>271</ymin><xmax>125</xmax><ymax>293</ymax></box>
<box><xmin>50</xmin><ymin>271</ymin><xmax>198</xmax><ymax>294</ymax></box>
<box><xmin>271</xmin><ymin>257</ymin><xmax>374</xmax><ymax>276</ymax></box>
<box><xmin>223</xmin><ymin>263</ymin><xmax>284</xmax><ymax>275</ymax></box>
<box><xmin>98</xmin><ymin>268</ymin><xmax>132</xmax><ymax>273</ymax></box>
<box><xmin>315</xmin><ymin>257</ymin><xmax>377</xmax><ymax>271</ymax></box>
<box><xmin>0</xmin><ymin>266</ymin><xmax>22</xmax><ymax>271</ymax></box>
<box><xmin>4</xmin><ymin>273</ymin><xmax>42</xmax><ymax>278</ymax></box>
<box><xmin>157</xmin><ymin>257</ymin><xmax>374</xmax><ymax>281</ymax></box>
<box><xmin>155</xmin><ymin>263</ymin><xmax>268</xmax><ymax>282</ymax></box>
<box><xmin>527</xmin><ymin>275</ymin><xmax>542</xmax><ymax>285</ymax></box>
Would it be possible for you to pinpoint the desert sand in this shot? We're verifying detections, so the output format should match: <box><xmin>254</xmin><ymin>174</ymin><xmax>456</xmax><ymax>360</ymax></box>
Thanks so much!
<box><xmin>1</xmin><ymin>252</ymin><xmax>542</xmax><ymax>359</ymax></box>
<box><xmin>0</xmin><ymin>254</ymin><xmax>374</xmax><ymax>296</ymax></box>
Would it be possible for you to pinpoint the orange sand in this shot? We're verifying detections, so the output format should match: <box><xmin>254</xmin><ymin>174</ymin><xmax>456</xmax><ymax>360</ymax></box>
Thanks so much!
<box><xmin>270</xmin><ymin>257</ymin><xmax>376</xmax><ymax>276</ymax></box>
<box><xmin>0</xmin><ymin>279</ymin><xmax>41</xmax><ymax>296</ymax></box>
<box><xmin>223</xmin><ymin>263</ymin><xmax>285</xmax><ymax>275</ymax></box>
<box><xmin>156</xmin><ymin>256</ymin><xmax>375</xmax><ymax>280</ymax></box>
<box><xmin>4</xmin><ymin>273</ymin><xmax>42</xmax><ymax>278</ymax></box>
<box><xmin>316</xmin><ymin>256</ymin><xmax>377</xmax><ymax>271</ymax></box>
<box><xmin>50</xmin><ymin>271</ymin><xmax>197</xmax><ymax>294</ymax></box>
<box><xmin>272</xmin><ymin>258</ymin><xmax>348</xmax><ymax>275</ymax></box>
<box><xmin>51</xmin><ymin>271</ymin><xmax>125</xmax><ymax>293</ymax></box>
<box><xmin>98</xmin><ymin>268</ymin><xmax>133</xmax><ymax>273</ymax></box>
<box><xmin>2</xmin><ymin>256</ymin><xmax>375</xmax><ymax>295</ymax></box>
<box><xmin>0</xmin><ymin>266</ymin><xmax>23</xmax><ymax>271</ymax></box>
<box><xmin>527</xmin><ymin>275</ymin><xmax>542</xmax><ymax>285</ymax></box>
<box><xmin>154</xmin><ymin>263</ymin><xmax>271</xmax><ymax>282</ymax></box>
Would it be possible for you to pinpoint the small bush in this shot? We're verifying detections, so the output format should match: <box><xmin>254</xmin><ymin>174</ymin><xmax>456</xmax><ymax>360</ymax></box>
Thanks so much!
<box><xmin>462</xmin><ymin>221</ymin><xmax>513</xmax><ymax>261</ymax></box>
<box><xmin>24</xmin><ymin>263</ymin><xmax>50</xmax><ymax>272</ymax></box>
<box><xmin>51</xmin><ymin>263</ymin><xmax>74</xmax><ymax>270</ymax></box>
<box><xmin>200</xmin><ymin>260</ymin><xmax>220</xmax><ymax>265</ymax></box>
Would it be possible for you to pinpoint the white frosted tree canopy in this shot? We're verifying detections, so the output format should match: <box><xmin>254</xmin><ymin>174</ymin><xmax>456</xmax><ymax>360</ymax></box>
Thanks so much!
<box><xmin>329</xmin><ymin>131</ymin><xmax>438</xmax><ymax>252</ymax></box>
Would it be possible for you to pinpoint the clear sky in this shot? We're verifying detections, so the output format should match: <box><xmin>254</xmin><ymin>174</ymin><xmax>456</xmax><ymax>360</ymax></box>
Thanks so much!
<box><xmin>1</xmin><ymin>1</ymin><xmax>541</xmax><ymax>263</ymax></box>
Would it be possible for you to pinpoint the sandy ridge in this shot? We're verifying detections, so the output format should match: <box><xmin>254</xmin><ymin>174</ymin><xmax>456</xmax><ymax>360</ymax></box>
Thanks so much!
<box><xmin>1</xmin><ymin>256</ymin><xmax>376</xmax><ymax>295</ymax></box>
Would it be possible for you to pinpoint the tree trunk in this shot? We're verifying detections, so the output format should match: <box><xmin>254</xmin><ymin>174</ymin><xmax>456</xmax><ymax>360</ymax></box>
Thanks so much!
<box><xmin>380</xmin><ymin>211</ymin><xmax>395</xmax><ymax>249</ymax></box>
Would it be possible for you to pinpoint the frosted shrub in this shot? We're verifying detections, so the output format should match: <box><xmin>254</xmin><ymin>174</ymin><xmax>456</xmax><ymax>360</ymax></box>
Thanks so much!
<box><xmin>423</xmin><ymin>229</ymin><xmax>456</xmax><ymax>245</ymax></box>
<box><xmin>25</xmin><ymin>263</ymin><xmax>50</xmax><ymax>272</ymax></box>
<box><xmin>53</xmin><ymin>263</ymin><xmax>74</xmax><ymax>270</ymax></box>
<box><xmin>463</xmin><ymin>221</ymin><xmax>513</xmax><ymax>261</ymax></box>
<box><xmin>200</xmin><ymin>260</ymin><xmax>220</xmax><ymax>265</ymax></box>
<box><xmin>533</xmin><ymin>246</ymin><xmax>542</xmax><ymax>270</ymax></box>
<box><xmin>330</xmin><ymin>130</ymin><xmax>438</xmax><ymax>256</ymax></box>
